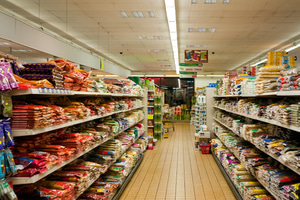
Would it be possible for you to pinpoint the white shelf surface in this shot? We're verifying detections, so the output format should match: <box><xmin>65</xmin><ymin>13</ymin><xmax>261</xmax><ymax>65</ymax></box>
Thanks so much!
<box><xmin>12</xmin><ymin>105</ymin><xmax>145</xmax><ymax>137</ymax></box>
<box><xmin>214</xmin><ymin>106</ymin><xmax>300</xmax><ymax>132</ymax></box>
<box><xmin>10</xmin><ymin>118</ymin><xmax>144</xmax><ymax>185</ymax></box>
<box><xmin>214</xmin><ymin>91</ymin><xmax>300</xmax><ymax>98</ymax></box>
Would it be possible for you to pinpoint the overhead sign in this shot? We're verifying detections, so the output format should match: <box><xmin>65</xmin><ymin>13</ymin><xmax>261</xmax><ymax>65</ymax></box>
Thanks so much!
<box><xmin>179</xmin><ymin>72</ymin><xmax>197</xmax><ymax>78</ymax></box>
<box><xmin>180</xmin><ymin>67</ymin><xmax>203</xmax><ymax>72</ymax></box>
<box><xmin>184</xmin><ymin>50</ymin><xmax>208</xmax><ymax>63</ymax></box>
<box><xmin>179</xmin><ymin>63</ymin><xmax>203</xmax><ymax>67</ymax></box>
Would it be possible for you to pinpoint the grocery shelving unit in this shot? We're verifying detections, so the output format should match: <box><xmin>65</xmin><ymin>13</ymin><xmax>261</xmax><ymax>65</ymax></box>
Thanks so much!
<box><xmin>9</xmin><ymin>88</ymin><xmax>148</xmax><ymax>198</ymax></box>
<box><xmin>212</xmin><ymin>93</ymin><xmax>300</xmax><ymax>200</ymax></box>
<box><xmin>154</xmin><ymin>95</ymin><xmax>163</xmax><ymax>140</ymax></box>
<box><xmin>147</xmin><ymin>89</ymin><xmax>155</xmax><ymax>137</ymax></box>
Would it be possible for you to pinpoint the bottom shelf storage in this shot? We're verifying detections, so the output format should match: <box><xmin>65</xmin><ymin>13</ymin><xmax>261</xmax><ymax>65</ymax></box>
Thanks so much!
<box><xmin>211</xmin><ymin>149</ymin><xmax>244</xmax><ymax>200</ymax></box>
<box><xmin>111</xmin><ymin>153</ymin><xmax>144</xmax><ymax>200</ymax></box>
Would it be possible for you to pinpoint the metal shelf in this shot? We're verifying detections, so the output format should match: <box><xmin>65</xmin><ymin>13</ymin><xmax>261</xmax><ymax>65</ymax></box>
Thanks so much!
<box><xmin>213</xmin><ymin>91</ymin><xmax>300</xmax><ymax>98</ymax></box>
<box><xmin>211</xmin><ymin>150</ymin><xmax>244</xmax><ymax>200</ymax></box>
<box><xmin>214</xmin><ymin>117</ymin><xmax>300</xmax><ymax>176</ymax></box>
<box><xmin>12</xmin><ymin>106</ymin><xmax>145</xmax><ymax>137</ymax></box>
<box><xmin>10</xmin><ymin>118</ymin><xmax>145</xmax><ymax>185</ymax></box>
<box><xmin>214</xmin><ymin>106</ymin><xmax>300</xmax><ymax>132</ymax></box>
<box><xmin>10</xmin><ymin>88</ymin><xmax>143</xmax><ymax>97</ymax></box>
<box><xmin>111</xmin><ymin>153</ymin><xmax>144</xmax><ymax>200</ymax></box>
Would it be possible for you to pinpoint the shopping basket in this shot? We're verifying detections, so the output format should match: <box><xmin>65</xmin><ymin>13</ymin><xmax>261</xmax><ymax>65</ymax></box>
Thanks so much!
<box><xmin>200</xmin><ymin>144</ymin><xmax>211</xmax><ymax>154</ymax></box>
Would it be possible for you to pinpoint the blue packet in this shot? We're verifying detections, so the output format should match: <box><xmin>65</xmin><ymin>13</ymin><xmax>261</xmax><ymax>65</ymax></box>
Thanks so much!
<box><xmin>0</xmin><ymin>151</ymin><xmax>5</xmax><ymax>179</ymax></box>
<box><xmin>3</xmin><ymin>118</ymin><xmax>14</xmax><ymax>147</ymax></box>
<box><xmin>0</xmin><ymin>121</ymin><xmax>4</xmax><ymax>150</ymax></box>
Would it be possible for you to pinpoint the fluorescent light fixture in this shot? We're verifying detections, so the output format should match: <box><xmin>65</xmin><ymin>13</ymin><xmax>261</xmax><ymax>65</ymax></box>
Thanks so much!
<box><xmin>194</xmin><ymin>45</ymin><xmax>200</xmax><ymax>48</ymax></box>
<box><xmin>191</xmin><ymin>0</ymin><xmax>198</xmax><ymax>4</ymax></box>
<box><xmin>197</xmin><ymin>75</ymin><xmax>205</xmax><ymax>77</ymax></box>
<box><xmin>97</xmin><ymin>75</ymin><xmax>104</xmax><ymax>77</ymax></box>
<box><xmin>223</xmin><ymin>0</ymin><xmax>230</xmax><ymax>3</ymax></box>
<box><xmin>129</xmin><ymin>75</ymin><xmax>142</xmax><ymax>77</ymax></box>
<box><xmin>166</xmin><ymin>7</ymin><xmax>176</xmax><ymax>21</ymax></box>
<box><xmin>120</xmin><ymin>12</ymin><xmax>128</xmax><ymax>17</ymax></box>
<box><xmin>132</xmin><ymin>11</ymin><xmax>139</xmax><ymax>17</ymax></box>
<box><xmin>138</xmin><ymin>36</ymin><xmax>143</xmax><ymax>40</ymax></box>
<box><xmin>286</xmin><ymin>43</ymin><xmax>300</xmax><ymax>52</ymax></box>
<box><xmin>253</xmin><ymin>58</ymin><xmax>267</xmax><ymax>66</ymax></box>
<box><xmin>169</xmin><ymin>21</ymin><xmax>177</xmax><ymax>32</ymax></box>
<box><xmin>153</xmin><ymin>49</ymin><xmax>160</xmax><ymax>52</ymax></box>
<box><xmin>157</xmin><ymin>36</ymin><xmax>163</xmax><ymax>40</ymax></box>
<box><xmin>207</xmin><ymin>75</ymin><xmax>225</xmax><ymax>77</ymax></box>
<box><xmin>137</xmin><ymin>12</ymin><xmax>144</xmax><ymax>17</ymax></box>
<box><xmin>148</xmin><ymin>11</ymin><xmax>155</xmax><ymax>18</ymax></box>
<box><xmin>186</xmin><ymin>45</ymin><xmax>191</xmax><ymax>48</ymax></box>
<box><xmin>162</xmin><ymin>49</ymin><xmax>167</xmax><ymax>52</ymax></box>
<box><xmin>178</xmin><ymin>78</ymin><xmax>181</xmax><ymax>88</ymax></box>
<box><xmin>0</xmin><ymin>42</ymin><xmax>10</xmax><ymax>45</ymax></box>
<box><xmin>188</xmin><ymin>28</ymin><xmax>193</xmax><ymax>32</ymax></box>
<box><xmin>165</xmin><ymin>75</ymin><xmax>179</xmax><ymax>77</ymax></box>
<box><xmin>210</xmin><ymin>28</ymin><xmax>216</xmax><ymax>32</ymax></box>
<box><xmin>170</xmin><ymin>32</ymin><xmax>177</xmax><ymax>40</ymax></box>
<box><xmin>147</xmin><ymin>49</ymin><xmax>151</xmax><ymax>52</ymax></box>
<box><xmin>197</xmin><ymin>28</ymin><xmax>206</xmax><ymax>32</ymax></box>
<box><xmin>165</xmin><ymin>0</ymin><xmax>179</xmax><ymax>74</ymax></box>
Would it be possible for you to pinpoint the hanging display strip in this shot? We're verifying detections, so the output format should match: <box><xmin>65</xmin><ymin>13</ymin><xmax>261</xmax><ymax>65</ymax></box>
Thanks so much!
<box><xmin>12</xmin><ymin>105</ymin><xmax>145</xmax><ymax>137</ymax></box>
<box><xmin>10</xmin><ymin>88</ymin><xmax>143</xmax><ymax>97</ymax></box>
<box><xmin>10</xmin><ymin>118</ymin><xmax>144</xmax><ymax>185</ymax></box>
<box><xmin>213</xmin><ymin>130</ymin><xmax>279</xmax><ymax>200</ymax></box>
<box><xmin>214</xmin><ymin>106</ymin><xmax>300</xmax><ymax>132</ymax></box>
<box><xmin>75</xmin><ymin>133</ymin><xmax>145</xmax><ymax>199</ymax></box>
<box><xmin>213</xmin><ymin>118</ymin><xmax>300</xmax><ymax>176</ymax></box>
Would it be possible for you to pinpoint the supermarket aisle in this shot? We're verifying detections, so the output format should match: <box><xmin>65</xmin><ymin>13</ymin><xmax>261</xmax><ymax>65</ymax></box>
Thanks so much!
<box><xmin>119</xmin><ymin>123</ymin><xmax>235</xmax><ymax>200</ymax></box>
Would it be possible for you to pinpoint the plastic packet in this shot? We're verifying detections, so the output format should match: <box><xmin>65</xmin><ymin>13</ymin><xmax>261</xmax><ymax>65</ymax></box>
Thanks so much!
<box><xmin>0</xmin><ymin>121</ymin><xmax>5</xmax><ymax>150</ymax></box>
<box><xmin>4</xmin><ymin>148</ymin><xmax>17</xmax><ymax>177</ymax></box>
<box><xmin>0</xmin><ymin>179</ymin><xmax>18</xmax><ymax>200</ymax></box>
<box><xmin>1</xmin><ymin>94</ymin><xmax>12</xmax><ymax>118</ymax></box>
<box><xmin>0</xmin><ymin>62</ymin><xmax>11</xmax><ymax>91</ymax></box>
<box><xmin>3</xmin><ymin>119</ymin><xmax>14</xmax><ymax>147</ymax></box>
<box><xmin>4</xmin><ymin>61</ymin><xmax>18</xmax><ymax>89</ymax></box>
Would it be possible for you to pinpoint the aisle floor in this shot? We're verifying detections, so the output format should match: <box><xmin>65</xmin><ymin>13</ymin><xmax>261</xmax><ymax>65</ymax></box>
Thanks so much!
<box><xmin>119</xmin><ymin>123</ymin><xmax>236</xmax><ymax>200</ymax></box>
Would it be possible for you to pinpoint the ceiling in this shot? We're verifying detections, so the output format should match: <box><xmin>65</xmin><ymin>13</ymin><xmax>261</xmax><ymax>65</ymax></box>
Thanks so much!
<box><xmin>0</xmin><ymin>0</ymin><xmax>300</xmax><ymax>74</ymax></box>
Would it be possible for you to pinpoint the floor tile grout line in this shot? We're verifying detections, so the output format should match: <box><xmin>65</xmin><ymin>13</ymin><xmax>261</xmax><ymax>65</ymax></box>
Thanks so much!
<box><xmin>145</xmin><ymin>128</ymin><xmax>173</xmax><ymax>198</ymax></box>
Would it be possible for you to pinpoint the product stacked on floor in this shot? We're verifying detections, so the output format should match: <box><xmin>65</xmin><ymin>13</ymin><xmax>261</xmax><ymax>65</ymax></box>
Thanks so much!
<box><xmin>213</xmin><ymin>92</ymin><xmax>300</xmax><ymax>199</ymax></box>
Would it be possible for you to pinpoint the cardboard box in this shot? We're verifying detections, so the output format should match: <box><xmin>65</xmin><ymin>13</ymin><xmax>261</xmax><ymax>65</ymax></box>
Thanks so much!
<box><xmin>199</xmin><ymin>138</ymin><xmax>209</xmax><ymax>144</ymax></box>
<box><xmin>148</xmin><ymin>138</ymin><xmax>153</xmax><ymax>144</ymax></box>
<box><xmin>199</xmin><ymin>131</ymin><xmax>210</xmax><ymax>138</ymax></box>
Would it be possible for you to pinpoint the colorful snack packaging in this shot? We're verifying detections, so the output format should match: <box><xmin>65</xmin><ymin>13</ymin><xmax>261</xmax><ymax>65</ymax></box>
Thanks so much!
<box><xmin>0</xmin><ymin>121</ymin><xmax>5</xmax><ymax>150</ymax></box>
<box><xmin>3</xmin><ymin>118</ymin><xmax>14</xmax><ymax>147</ymax></box>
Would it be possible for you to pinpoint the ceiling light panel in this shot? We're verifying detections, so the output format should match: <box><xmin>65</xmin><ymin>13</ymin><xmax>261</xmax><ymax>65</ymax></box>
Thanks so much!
<box><xmin>204</xmin><ymin>0</ymin><xmax>216</xmax><ymax>4</ymax></box>
<box><xmin>194</xmin><ymin>45</ymin><xmax>200</xmax><ymax>48</ymax></box>
<box><xmin>197</xmin><ymin>28</ymin><xmax>206</xmax><ymax>32</ymax></box>
<box><xmin>223</xmin><ymin>0</ymin><xmax>230</xmax><ymax>3</ymax></box>
<box><xmin>120</xmin><ymin>11</ymin><xmax>128</xmax><ymax>17</ymax></box>
<box><xmin>132</xmin><ymin>12</ymin><xmax>139</xmax><ymax>18</ymax></box>
<box><xmin>191</xmin><ymin>0</ymin><xmax>198</xmax><ymax>4</ymax></box>
<box><xmin>137</xmin><ymin>12</ymin><xmax>144</xmax><ymax>17</ymax></box>
<box><xmin>148</xmin><ymin>11</ymin><xmax>155</xmax><ymax>18</ymax></box>
<box><xmin>188</xmin><ymin>28</ymin><xmax>193</xmax><ymax>32</ymax></box>
<box><xmin>210</xmin><ymin>28</ymin><xmax>216</xmax><ymax>32</ymax></box>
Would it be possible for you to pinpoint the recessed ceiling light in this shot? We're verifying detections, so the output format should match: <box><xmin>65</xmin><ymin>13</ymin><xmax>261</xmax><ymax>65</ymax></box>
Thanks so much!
<box><xmin>147</xmin><ymin>36</ymin><xmax>154</xmax><ymax>40</ymax></box>
<box><xmin>210</xmin><ymin>28</ymin><xmax>216</xmax><ymax>32</ymax></box>
<box><xmin>197</xmin><ymin>28</ymin><xmax>206</xmax><ymax>32</ymax></box>
<box><xmin>162</xmin><ymin>49</ymin><xmax>167</xmax><ymax>52</ymax></box>
<box><xmin>137</xmin><ymin>12</ymin><xmax>144</xmax><ymax>17</ymax></box>
<box><xmin>191</xmin><ymin>0</ymin><xmax>197</xmax><ymax>4</ymax></box>
<box><xmin>148</xmin><ymin>11</ymin><xmax>155</xmax><ymax>18</ymax></box>
<box><xmin>204</xmin><ymin>45</ymin><xmax>207</xmax><ymax>48</ymax></box>
<box><xmin>138</xmin><ymin>36</ymin><xmax>143</xmax><ymax>40</ymax></box>
<box><xmin>132</xmin><ymin>11</ymin><xmax>139</xmax><ymax>18</ymax></box>
<box><xmin>223</xmin><ymin>0</ymin><xmax>230</xmax><ymax>3</ymax></box>
<box><xmin>0</xmin><ymin>42</ymin><xmax>11</xmax><ymax>45</ymax></box>
<box><xmin>120</xmin><ymin>12</ymin><xmax>128</xmax><ymax>17</ymax></box>
<box><xmin>147</xmin><ymin>49</ymin><xmax>151</xmax><ymax>52</ymax></box>
<box><xmin>188</xmin><ymin>28</ymin><xmax>193</xmax><ymax>32</ymax></box>
<box><xmin>186</xmin><ymin>45</ymin><xmax>191</xmax><ymax>48</ymax></box>
<box><xmin>204</xmin><ymin>0</ymin><xmax>216</xmax><ymax>4</ymax></box>
<box><xmin>194</xmin><ymin>45</ymin><xmax>200</xmax><ymax>48</ymax></box>
<box><xmin>157</xmin><ymin>36</ymin><xmax>163</xmax><ymax>40</ymax></box>
<box><xmin>153</xmin><ymin>49</ymin><xmax>160</xmax><ymax>52</ymax></box>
